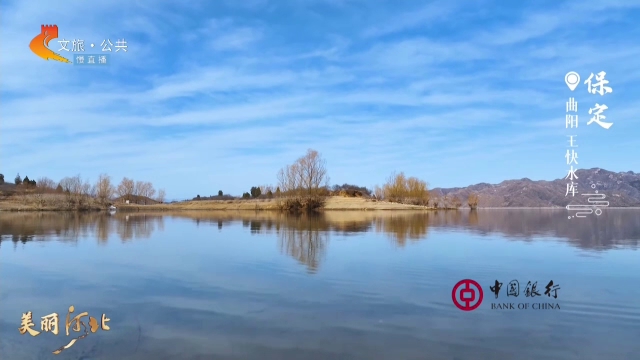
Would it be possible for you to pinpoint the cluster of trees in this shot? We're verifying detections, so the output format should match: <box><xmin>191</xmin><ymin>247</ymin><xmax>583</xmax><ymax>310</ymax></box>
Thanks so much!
<box><xmin>192</xmin><ymin>190</ymin><xmax>237</xmax><ymax>201</ymax></box>
<box><xmin>22</xmin><ymin>174</ymin><xmax>36</xmax><ymax>186</ymax></box>
<box><xmin>332</xmin><ymin>183</ymin><xmax>372</xmax><ymax>197</ymax></box>
<box><xmin>201</xmin><ymin>149</ymin><xmax>476</xmax><ymax>210</ymax></box>
<box><xmin>242</xmin><ymin>186</ymin><xmax>276</xmax><ymax>199</ymax></box>
<box><xmin>371</xmin><ymin>172</ymin><xmax>480</xmax><ymax>209</ymax></box>
<box><xmin>189</xmin><ymin>150</ymin><xmax>324</xmax><ymax>209</ymax></box>
<box><xmin>432</xmin><ymin>195</ymin><xmax>462</xmax><ymax>209</ymax></box>
<box><xmin>6</xmin><ymin>148</ymin><xmax>481</xmax><ymax>211</ymax></box>
<box><xmin>194</xmin><ymin>187</ymin><xmax>280</xmax><ymax>201</ymax></box>
<box><xmin>184</xmin><ymin>149</ymin><xmax>477</xmax><ymax>211</ymax></box>
<box><xmin>113</xmin><ymin>177</ymin><xmax>164</xmax><ymax>204</ymax></box>
<box><xmin>0</xmin><ymin>173</ymin><xmax>37</xmax><ymax>186</ymax></box>
<box><xmin>374</xmin><ymin>172</ymin><xmax>430</xmax><ymax>206</ymax></box>
<box><xmin>3</xmin><ymin>172</ymin><xmax>166</xmax><ymax>206</ymax></box>
<box><xmin>250</xmin><ymin>186</ymin><xmax>262</xmax><ymax>198</ymax></box>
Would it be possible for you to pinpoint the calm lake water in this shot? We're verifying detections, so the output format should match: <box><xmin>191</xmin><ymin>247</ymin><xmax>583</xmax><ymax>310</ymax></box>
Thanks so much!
<box><xmin>1</xmin><ymin>209</ymin><xmax>639</xmax><ymax>360</ymax></box>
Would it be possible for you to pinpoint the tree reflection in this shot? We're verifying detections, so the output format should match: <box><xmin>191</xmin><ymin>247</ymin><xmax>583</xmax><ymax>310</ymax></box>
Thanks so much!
<box><xmin>276</xmin><ymin>214</ymin><xmax>329</xmax><ymax>274</ymax></box>
<box><xmin>115</xmin><ymin>214</ymin><xmax>162</xmax><ymax>242</ymax></box>
<box><xmin>1</xmin><ymin>209</ymin><xmax>638</xmax><ymax>264</ymax></box>
<box><xmin>373</xmin><ymin>213</ymin><xmax>430</xmax><ymax>247</ymax></box>
<box><xmin>0</xmin><ymin>212</ymin><xmax>164</xmax><ymax>248</ymax></box>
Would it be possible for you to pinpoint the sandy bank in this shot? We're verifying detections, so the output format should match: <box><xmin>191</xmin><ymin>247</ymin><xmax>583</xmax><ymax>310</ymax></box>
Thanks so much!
<box><xmin>0</xmin><ymin>196</ymin><xmax>433</xmax><ymax>211</ymax></box>
<box><xmin>116</xmin><ymin>196</ymin><xmax>432</xmax><ymax>211</ymax></box>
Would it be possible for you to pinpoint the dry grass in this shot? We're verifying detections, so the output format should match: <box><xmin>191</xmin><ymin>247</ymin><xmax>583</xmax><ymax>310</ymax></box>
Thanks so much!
<box><xmin>0</xmin><ymin>193</ymin><xmax>106</xmax><ymax>211</ymax></box>
<box><xmin>113</xmin><ymin>196</ymin><xmax>431</xmax><ymax>212</ymax></box>
<box><xmin>116</xmin><ymin>198</ymin><xmax>280</xmax><ymax>211</ymax></box>
<box><xmin>0</xmin><ymin>192</ymin><xmax>434</xmax><ymax>212</ymax></box>
<box><xmin>323</xmin><ymin>196</ymin><xmax>429</xmax><ymax>210</ymax></box>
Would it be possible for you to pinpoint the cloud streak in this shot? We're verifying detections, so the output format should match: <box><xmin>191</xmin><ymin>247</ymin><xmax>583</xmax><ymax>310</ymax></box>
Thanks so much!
<box><xmin>2</xmin><ymin>0</ymin><xmax>639</xmax><ymax>199</ymax></box>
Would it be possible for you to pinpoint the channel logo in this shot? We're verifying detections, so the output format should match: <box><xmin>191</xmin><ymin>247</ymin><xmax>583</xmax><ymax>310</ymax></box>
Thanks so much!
<box><xmin>29</xmin><ymin>25</ymin><xmax>71</xmax><ymax>63</ymax></box>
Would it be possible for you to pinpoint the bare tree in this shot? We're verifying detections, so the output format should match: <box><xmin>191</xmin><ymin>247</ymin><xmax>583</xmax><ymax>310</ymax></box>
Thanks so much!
<box><xmin>116</xmin><ymin>177</ymin><xmax>135</xmax><ymax>202</ymax></box>
<box><xmin>58</xmin><ymin>175</ymin><xmax>91</xmax><ymax>206</ymax></box>
<box><xmin>277</xmin><ymin>163</ymin><xmax>301</xmax><ymax>195</ymax></box>
<box><xmin>373</xmin><ymin>185</ymin><xmax>384</xmax><ymax>200</ymax></box>
<box><xmin>94</xmin><ymin>173</ymin><xmax>115</xmax><ymax>204</ymax></box>
<box><xmin>37</xmin><ymin>177</ymin><xmax>56</xmax><ymax>190</ymax></box>
<box><xmin>136</xmin><ymin>181</ymin><xmax>155</xmax><ymax>204</ymax></box>
<box><xmin>259</xmin><ymin>185</ymin><xmax>274</xmax><ymax>197</ymax></box>
<box><xmin>301</xmin><ymin>149</ymin><xmax>329</xmax><ymax>195</ymax></box>
<box><xmin>156</xmin><ymin>189</ymin><xmax>166</xmax><ymax>203</ymax></box>
<box><xmin>277</xmin><ymin>149</ymin><xmax>329</xmax><ymax>196</ymax></box>
<box><xmin>59</xmin><ymin>175</ymin><xmax>89</xmax><ymax>195</ymax></box>
<box><xmin>134</xmin><ymin>181</ymin><xmax>144</xmax><ymax>197</ymax></box>
<box><xmin>144</xmin><ymin>182</ymin><xmax>156</xmax><ymax>200</ymax></box>
<box><xmin>262</xmin><ymin>184</ymin><xmax>274</xmax><ymax>198</ymax></box>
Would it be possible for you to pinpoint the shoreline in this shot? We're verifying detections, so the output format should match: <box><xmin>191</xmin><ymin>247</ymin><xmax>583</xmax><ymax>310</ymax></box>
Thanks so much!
<box><xmin>1</xmin><ymin>196</ymin><xmax>639</xmax><ymax>212</ymax></box>
<box><xmin>0</xmin><ymin>197</ymin><xmax>435</xmax><ymax>212</ymax></box>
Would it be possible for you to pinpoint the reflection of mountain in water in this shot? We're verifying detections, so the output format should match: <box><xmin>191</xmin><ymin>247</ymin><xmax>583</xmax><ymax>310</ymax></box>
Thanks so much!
<box><xmin>451</xmin><ymin>209</ymin><xmax>640</xmax><ymax>250</ymax></box>
<box><xmin>1</xmin><ymin>210</ymin><xmax>638</xmax><ymax>270</ymax></box>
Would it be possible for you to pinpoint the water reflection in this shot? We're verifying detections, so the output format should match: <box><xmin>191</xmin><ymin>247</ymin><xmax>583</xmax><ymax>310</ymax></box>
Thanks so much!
<box><xmin>1</xmin><ymin>210</ymin><xmax>638</xmax><ymax>271</ymax></box>
<box><xmin>2</xmin><ymin>209</ymin><xmax>640</xmax><ymax>360</ymax></box>
<box><xmin>277</xmin><ymin>216</ymin><xmax>329</xmax><ymax>274</ymax></box>
<box><xmin>0</xmin><ymin>212</ymin><xmax>165</xmax><ymax>246</ymax></box>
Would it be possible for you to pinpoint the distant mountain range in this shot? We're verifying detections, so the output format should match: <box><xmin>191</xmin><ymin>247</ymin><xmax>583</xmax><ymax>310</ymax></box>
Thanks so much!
<box><xmin>431</xmin><ymin>168</ymin><xmax>640</xmax><ymax>208</ymax></box>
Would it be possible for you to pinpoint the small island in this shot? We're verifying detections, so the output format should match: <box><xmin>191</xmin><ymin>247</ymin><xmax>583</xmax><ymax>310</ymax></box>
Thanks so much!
<box><xmin>0</xmin><ymin>149</ymin><xmax>478</xmax><ymax>213</ymax></box>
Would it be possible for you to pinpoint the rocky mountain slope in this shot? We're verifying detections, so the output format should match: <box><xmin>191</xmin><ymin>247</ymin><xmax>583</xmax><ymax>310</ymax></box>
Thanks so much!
<box><xmin>431</xmin><ymin>168</ymin><xmax>640</xmax><ymax>207</ymax></box>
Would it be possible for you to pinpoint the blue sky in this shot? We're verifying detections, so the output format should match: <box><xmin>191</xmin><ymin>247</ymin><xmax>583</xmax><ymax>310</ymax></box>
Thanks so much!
<box><xmin>2</xmin><ymin>0</ymin><xmax>639</xmax><ymax>200</ymax></box>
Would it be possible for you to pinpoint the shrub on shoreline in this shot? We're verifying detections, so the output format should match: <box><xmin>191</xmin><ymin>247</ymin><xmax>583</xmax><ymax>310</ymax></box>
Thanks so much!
<box><xmin>276</xmin><ymin>195</ymin><xmax>326</xmax><ymax>212</ymax></box>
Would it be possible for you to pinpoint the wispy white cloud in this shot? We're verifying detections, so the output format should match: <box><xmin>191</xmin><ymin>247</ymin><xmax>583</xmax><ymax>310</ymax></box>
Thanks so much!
<box><xmin>2</xmin><ymin>0</ymin><xmax>639</xmax><ymax>198</ymax></box>
<box><xmin>184</xmin><ymin>19</ymin><xmax>264</xmax><ymax>51</ymax></box>
<box><xmin>210</xmin><ymin>27</ymin><xmax>263</xmax><ymax>50</ymax></box>
<box><xmin>474</xmin><ymin>0</ymin><xmax>640</xmax><ymax>46</ymax></box>
<box><xmin>476</xmin><ymin>12</ymin><xmax>565</xmax><ymax>46</ymax></box>
<box><xmin>362</xmin><ymin>1</ymin><xmax>459</xmax><ymax>38</ymax></box>
<box><xmin>358</xmin><ymin>38</ymin><xmax>491</xmax><ymax>71</ymax></box>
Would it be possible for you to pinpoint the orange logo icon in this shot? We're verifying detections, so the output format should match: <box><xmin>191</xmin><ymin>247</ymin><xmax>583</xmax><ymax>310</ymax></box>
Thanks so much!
<box><xmin>29</xmin><ymin>25</ymin><xmax>71</xmax><ymax>63</ymax></box>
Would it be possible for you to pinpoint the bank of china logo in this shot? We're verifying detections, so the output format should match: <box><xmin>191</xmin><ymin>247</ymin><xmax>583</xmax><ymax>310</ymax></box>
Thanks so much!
<box><xmin>452</xmin><ymin>279</ymin><xmax>483</xmax><ymax>311</ymax></box>
<box><xmin>29</xmin><ymin>25</ymin><xmax>71</xmax><ymax>63</ymax></box>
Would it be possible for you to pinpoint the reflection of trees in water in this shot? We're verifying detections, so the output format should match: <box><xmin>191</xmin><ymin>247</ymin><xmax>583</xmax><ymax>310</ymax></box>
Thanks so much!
<box><xmin>373</xmin><ymin>213</ymin><xmax>431</xmax><ymax>247</ymax></box>
<box><xmin>277</xmin><ymin>216</ymin><xmax>328</xmax><ymax>274</ymax></box>
<box><xmin>114</xmin><ymin>214</ymin><xmax>164</xmax><ymax>242</ymax></box>
<box><xmin>241</xmin><ymin>214</ymin><xmax>330</xmax><ymax>273</ymax></box>
<box><xmin>0</xmin><ymin>213</ymin><xmax>101</xmax><ymax>248</ymax></box>
<box><xmin>469</xmin><ymin>210</ymin><xmax>479</xmax><ymax>226</ymax></box>
<box><xmin>0</xmin><ymin>213</ymin><xmax>164</xmax><ymax>248</ymax></box>
<box><xmin>1</xmin><ymin>209</ymin><xmax>638</xmax><ymax>259</ymax></box>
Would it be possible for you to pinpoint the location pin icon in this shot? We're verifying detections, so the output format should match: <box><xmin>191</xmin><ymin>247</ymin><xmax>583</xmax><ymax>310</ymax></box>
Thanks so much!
<box><xmin>565</xmin><ymin>71</ymin><xmax>580</xmax><ymax>91</ymax></box>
